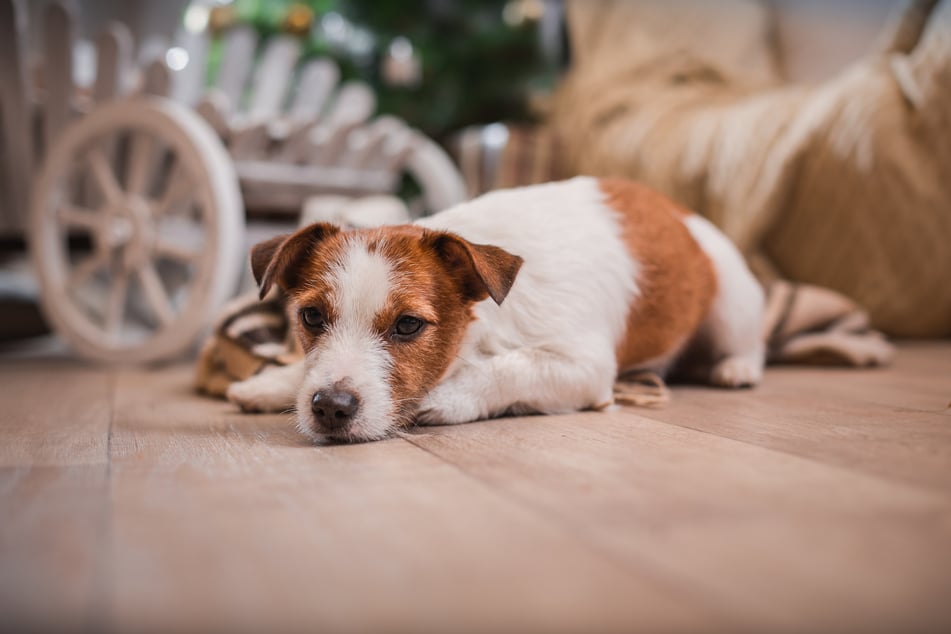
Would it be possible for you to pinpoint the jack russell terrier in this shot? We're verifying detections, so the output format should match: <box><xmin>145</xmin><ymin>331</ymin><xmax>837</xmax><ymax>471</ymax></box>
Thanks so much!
<box><xmin>227</xmin><ymin>177</ymin><xmax>765</xmax><ymax>443</ymax></box>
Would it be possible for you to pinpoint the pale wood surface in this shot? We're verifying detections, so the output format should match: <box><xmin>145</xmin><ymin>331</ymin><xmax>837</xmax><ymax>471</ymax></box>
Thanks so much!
<box><xmin>1</xmin><ymin>342</ymin><xmax>949</xmax><ymax>633</ymax></box>
<box><xmin>42</xmin><ymin>2</ymin><xmax>76</xmax><ymax>153</ymax></box>
<box><xmin>93</xmin><ymin>23</ymin><xmax>133</xmax><ymax>103</ymax></box>
<box><xmin>215</xmin><ymin>25</ymin><xmax>257</xmax><ymax>110</ymax></box>
<box><xmin>0</xmin><ymin>0</ymin><xmax>34</xmax><ymax>233</ymax></box>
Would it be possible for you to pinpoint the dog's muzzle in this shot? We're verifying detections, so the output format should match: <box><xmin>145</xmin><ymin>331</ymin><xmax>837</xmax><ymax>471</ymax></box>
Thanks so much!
<box><xmin>311</xmin><ymin>385</ymin><xmax>360</xmax><ymax>431</ymax></box>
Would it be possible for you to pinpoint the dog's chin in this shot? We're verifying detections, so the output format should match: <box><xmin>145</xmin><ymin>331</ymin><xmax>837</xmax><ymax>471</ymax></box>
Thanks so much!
<box><xmin>294</xmin><ymin>412</ymin><xmax>396</xmax><ymax>445</ymax></box>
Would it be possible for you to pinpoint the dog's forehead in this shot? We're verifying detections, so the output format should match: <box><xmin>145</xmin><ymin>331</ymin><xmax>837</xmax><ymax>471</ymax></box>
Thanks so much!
<box><xmin>294</xmin><ymin>228</ymin><xmax>440</xmax><ymax>320</ymax></box>
<box><xmin>325</xmin><ymin>237</ymin><xmax>394</xmax><ymax>320</ymax></box>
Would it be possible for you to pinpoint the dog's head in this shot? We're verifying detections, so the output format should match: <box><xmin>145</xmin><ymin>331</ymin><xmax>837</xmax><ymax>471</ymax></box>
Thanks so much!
<box><xmin>251</xmin><ymin>223</ymin><xmax>523</xmax><ymax>442</ymax></box>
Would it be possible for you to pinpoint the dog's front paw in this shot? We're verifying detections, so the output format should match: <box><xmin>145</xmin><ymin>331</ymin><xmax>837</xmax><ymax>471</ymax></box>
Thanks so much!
<box><xmin>416</xmin><ymin>383</ymin><xmax>485</xmax><ymax>426</ymax></box>
<box><xmin>227</xmin><ymin>375</ymin><xmax>295</xmax><ymax>413</ymax></box>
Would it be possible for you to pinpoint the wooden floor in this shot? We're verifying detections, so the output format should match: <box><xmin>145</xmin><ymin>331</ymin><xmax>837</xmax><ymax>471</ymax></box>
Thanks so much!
<box><xmin>1</xmin><ymin>341</ymin><xmax>949</xmax><ymax>633</ymax></box>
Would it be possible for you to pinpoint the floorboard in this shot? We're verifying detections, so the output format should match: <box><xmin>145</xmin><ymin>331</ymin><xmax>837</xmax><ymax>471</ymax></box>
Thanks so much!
<box><xmin>0</xmin><ymin>343</ymin><xmax>949</xmax><ymax>632</ymax></box>
<box><xmin>407</xmin><ymin>408</ymin><xmax>951</xmax><ymax>633</ymax></box>
<box><xmin>638</xmin><ymin>362</ymin><xmax>951</xmax><ymax>495</ymax></box>
<box><xmin>106</xmin><ymin>367</ymin><xmax>715</xmax><ymax>634</ymax></box>
<box><xmin>0</xmin><ymin>362</ymin><xmax>112</xmax><ymax>631</ymax></box>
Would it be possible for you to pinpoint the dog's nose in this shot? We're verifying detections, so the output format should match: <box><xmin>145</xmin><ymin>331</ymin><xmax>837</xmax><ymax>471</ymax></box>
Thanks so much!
<box><xmin>311</xmin><ymin>387</ymin><xmax>360</xmax><ymax>430</ymax></box>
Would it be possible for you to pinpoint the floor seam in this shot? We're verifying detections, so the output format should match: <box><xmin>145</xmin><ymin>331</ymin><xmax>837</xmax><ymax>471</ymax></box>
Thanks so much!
<box><xmin>401</xmin><ymin>434</ymin><xmax>743</xmax><ymax>628</ymax></box>
<box><xmin>622</xmin><ymin>406</ymin><xmax>951</xmax><ymax>503</ymax></box>
<box><xmin>93</xmin><ymin>370</ymin><xmax>118</xmax><ymax>634</ymax></box>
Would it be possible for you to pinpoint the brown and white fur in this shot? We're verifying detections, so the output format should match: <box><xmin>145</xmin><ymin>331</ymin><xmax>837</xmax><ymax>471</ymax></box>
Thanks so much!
<box><xmin>228</xmin><ymin>177</ymin><xmax>765</xmax><ymax>443</ymax></box>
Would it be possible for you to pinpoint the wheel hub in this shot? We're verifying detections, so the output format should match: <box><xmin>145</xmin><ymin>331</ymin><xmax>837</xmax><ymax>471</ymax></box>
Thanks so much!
<box><xmin>100</xmin><ymin>196</ymin><xmax>154</xmax><ymax>269</ymax></box>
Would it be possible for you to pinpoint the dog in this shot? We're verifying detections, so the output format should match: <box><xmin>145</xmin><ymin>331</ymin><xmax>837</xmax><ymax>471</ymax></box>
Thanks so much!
<box><xmin>227</xmin><ymin>177</ymin><xmax>765</xmax><ymax>443</ymax></box>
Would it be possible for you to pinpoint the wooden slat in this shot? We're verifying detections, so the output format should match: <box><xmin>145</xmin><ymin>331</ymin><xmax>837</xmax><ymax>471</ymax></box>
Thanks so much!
<box><xmin>637</xmin><ymin>360</ymin><xmax>951</xmax><ymax>495</ymax></box>
<box><xmin>762</xmin><ymin>341</ymin><xmax>951</xmax><ymax>415</ymax></box>
<box><xmin>894</xmin><ymin>341</ymin><xmax>951</xmax><ymax>374</ymax></box>
<box><xmin>214</xmin><ymin>25</ymin><xmax>256</xmax><ymax>111</ymax></box>
<box><xmin>228</xmin><ymin>120</ymin><xmax>269</xmax><ymax>160</ymax></box>
<box><xmin>0</xmin><ymin>0</ymin><xmax>34</xmax><ymax>233</ymax></box>
<box><xmin>195</xmin><ymin>89</ymin><xmax>231</xmax><ymax>140</ymax></box>
<box><xmin>246</xmin><ymin>35</ymin><xmax>300</xmax><ymax>121</ymax></box>
<box><xmin>42</xmin><ymin>2</ymin><xmax>76</xmax><ymax>150</ymax></box>
<box><xmin>765</xmin><ymin>367</ymin><xmax>951</xmax><ymax>415</ymax></box>
<box><xmin>406</xmin><ymin>407</ymin><xmax>951</xmax><ymax>632</ymax></box>
<box><xmin>0</xmin><ymin>465</ymin><xmax>110</xmax><ymax>632</ymax></box>
<box><xmin>321</xmin><ymin>80</ymin><xmax>375</xmax><ymax>129</ymax></box>
<box><xmin>106</xmin><ymin>366</ymin><xmax>718</xmax><ymax>633</ymax></box>
<box><xmin>2</xmin><ymin>343</ymin><xmax>950</xmax><ymax>632</ymax></box>
<box><xmin>366</xmin><ymin>125</ymin><xmax>415</xmax><ymax>172</ymax></box>
<box><xmin>0</xmin><ymin>361</ymin><xmax>111</xmax><ymax>467</ymax></box>
<box><xmin>124</xmin><ymin>129</ymin><xmax>156</xmax><ymax>196</ymax></box>
<box><xmin>288</xmin><ymin>57</ymin><xmax>339</xmax><ymax>123</ymax></box>
<box><xmin>404</xmin><ymin>131</ymin><xmax>469</xmax><ymax>211</ymax></box>
<box><xmin>93</xmin><ymin>22</ymin><xmax>132</xmax><ymax>102</ymax></box>
<box><xmin>170</xmin><ymin>23</ymin><xmax>208</xmax><ymax>106</ymax></box>
<box><xmin>305</xmin><ymin>121</ymin><xmax>360</xmax><ymax>167</ymax></box>
<box><xmin>0</xmin><ymin>361</ymin><xmax>111</xmax><ymax>631</ymax></box>
<box><xmin>141</xmin><ymin>58</ymin><xmax>171</xmax><ymax>97</ymax></box>
<box><xmin>339</xmin><ymin>116</ymin><xmax>403</xmax><ymax>169</ymax></box>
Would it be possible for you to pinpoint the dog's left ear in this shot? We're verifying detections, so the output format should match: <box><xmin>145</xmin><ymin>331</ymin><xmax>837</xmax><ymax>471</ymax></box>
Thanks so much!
<box><xmin>428</xmin><ymin>232</ymin><xmax>523</xmax><ymax>305</ymax></box>
<box><xmin>251</xmin><ymin>223</ymin><xmax>341</xmax><ymax>299</ymax></box>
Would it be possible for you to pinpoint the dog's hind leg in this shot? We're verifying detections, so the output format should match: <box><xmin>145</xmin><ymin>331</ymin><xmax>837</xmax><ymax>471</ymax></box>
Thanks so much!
<box><xmin>684</xmin><ymin>215</ymin><xmax>766</xmax><ymax>388</ymax></box>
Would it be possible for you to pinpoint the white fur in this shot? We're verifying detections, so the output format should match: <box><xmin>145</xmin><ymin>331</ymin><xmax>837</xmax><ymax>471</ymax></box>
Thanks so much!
<box><xmin>295</xmin><ymin>240</ymin><xmax>397</xmax><ymax>441</ymax></box>
<box><xmin>683</xmin><ymin>214</ymin><xmax>766</xmax><ymax>386</ymax></box>
<box><xmin>227</xmin><ymin>360</ymin><xmax>305</xmax><ymax>414</ymax></box>
<box><xmin>229</xmin><ymin>177</ymin><xmax>766</xmax><ymax>439</ymax></box>
<box><xmin>415</xmin><ymin>177</ymin><xmax>640</xmax><ymax>424</ymax></box>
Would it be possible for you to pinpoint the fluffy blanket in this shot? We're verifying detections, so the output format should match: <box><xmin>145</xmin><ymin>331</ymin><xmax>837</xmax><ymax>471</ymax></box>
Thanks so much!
<box><xmin>551</xmin><ymin>0</ymin><xmax>951</xmax><ymax>337</ymax></box>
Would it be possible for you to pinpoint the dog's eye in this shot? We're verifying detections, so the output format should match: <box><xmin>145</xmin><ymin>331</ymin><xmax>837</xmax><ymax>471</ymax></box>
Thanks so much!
<box><xmin>299</xmin><ymin>307</ymin><xmax>325</xmax><ymax>331</ymax></box>
<box><xmin>392</xmin><ymin>315</ymin><xmax>424</xmax><ymax>339</ymax></box>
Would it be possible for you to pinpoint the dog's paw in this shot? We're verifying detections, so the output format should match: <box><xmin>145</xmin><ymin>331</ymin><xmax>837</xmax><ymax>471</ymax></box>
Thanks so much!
<box><xmin>415</xmin><ymin>383</ymin><xmax>484</xmax><ymax>426</ymax></box>
<box><xmin>709</xmin><ymin>355</ymin><xmax>763</xmax><ymax>388</ymax></box>
<box><xmin>227</xmin><ymin>376</ymin><xmax>295</xmax><ymax>413</ymax></box>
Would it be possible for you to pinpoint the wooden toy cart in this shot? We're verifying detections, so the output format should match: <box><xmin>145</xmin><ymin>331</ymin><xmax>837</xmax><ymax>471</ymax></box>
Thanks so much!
<box><xmin>0</xmin><ymin>0</ymin><xmax>465</xmax><ymax>363</ymax></box>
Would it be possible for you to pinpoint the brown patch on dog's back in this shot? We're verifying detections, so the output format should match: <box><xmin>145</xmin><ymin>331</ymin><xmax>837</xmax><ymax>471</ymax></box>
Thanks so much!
<box><xmin>600</xmin><ymin>179</ymin><xmax>717</xmax><ymax>370</ymax></box>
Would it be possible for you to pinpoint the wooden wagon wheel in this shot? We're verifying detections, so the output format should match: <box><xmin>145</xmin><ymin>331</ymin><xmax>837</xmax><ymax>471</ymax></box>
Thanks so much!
<box><xmin>29</xmin><ymin>97</ymin><xmax>244</xmax><ymax>363</ymax></box>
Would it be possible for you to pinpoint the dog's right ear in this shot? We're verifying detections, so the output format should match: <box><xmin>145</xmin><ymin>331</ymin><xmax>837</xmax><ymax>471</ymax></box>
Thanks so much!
<box><xmin>426</xmin><ymin>231</ymin><xmax>523</xmax><ymax>305</ymax></box>
<box><xmin>251</xmin><ymin>223</ymin><xmax>341</xmax><ymax>299</ymax></box>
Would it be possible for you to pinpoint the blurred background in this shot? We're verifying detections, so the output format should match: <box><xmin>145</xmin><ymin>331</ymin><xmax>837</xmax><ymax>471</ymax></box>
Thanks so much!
<box><xmin>13</xmin><ymin>0</ymin><xmax>908</xmax><ymax>138</ymax></box>
<box><xmin>1</xmin><ymin>0</ymin><xmax>949</xmax><ymax>364</ymax></box>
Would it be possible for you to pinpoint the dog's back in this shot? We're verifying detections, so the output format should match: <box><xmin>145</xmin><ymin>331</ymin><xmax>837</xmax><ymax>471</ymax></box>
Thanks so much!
<box><xmin>418</xmin><ymin>177</ymin><xmax>642</xmax><ymax>397</ymax></box>
<box><xmin>417</xmin><ymin>177</ymin><xmax>762</xmax><ymax>390</ymax></box>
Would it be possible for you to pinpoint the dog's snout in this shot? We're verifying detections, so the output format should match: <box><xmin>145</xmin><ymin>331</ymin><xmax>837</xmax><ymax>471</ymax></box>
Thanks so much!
<box><xmin>311</xmin><ymin>387</ymin><xmax>360</xmax><ymax>430</ymax></box>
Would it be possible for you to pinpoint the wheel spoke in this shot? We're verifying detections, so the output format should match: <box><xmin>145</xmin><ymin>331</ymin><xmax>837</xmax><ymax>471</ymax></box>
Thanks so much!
<box><xmin>126</xmin><ymin>131</ymin><xmax>155</xmax><ymax>196</ymax></box>
<box><xmin>58</xmin><ymin>205</ymin><xmax>101</xmax><ymax>232</ymax></box>
<box><xmin>67</xmin><ymin>250</ymin><xmax>110</xmax><ymax>289</ymax></box>
<box><xmin>154</xmin><ymin>163</ymin><xmax>195</xmax><ymax>216</ymax></box>
<box><xmin>87</xmin><ymin>147</ymin><xmax>124</xmax><ymax>205</ymax></box>
<box><xmin>105</xmin><ymin>267</ymin><xmax>129</xmax><ymax>336</ymax></box>
<box><xmin>136</xmin><ymin>262</ymin><xmax>175</xmax><ymax>326</ymax></box>
<box><xmin>153</xmin><ymin>238</ymin><xmax>199</xmax><ymax>263</ymax></box>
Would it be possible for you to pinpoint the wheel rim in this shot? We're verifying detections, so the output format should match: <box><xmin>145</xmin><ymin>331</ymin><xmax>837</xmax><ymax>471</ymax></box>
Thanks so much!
<box><xmin>30</xmin><ymin>98</ymin><xmax>244</xmax><ymax>363</ymax></box>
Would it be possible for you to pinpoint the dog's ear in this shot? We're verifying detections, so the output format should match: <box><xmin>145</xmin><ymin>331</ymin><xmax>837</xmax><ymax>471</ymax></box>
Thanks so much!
<box><xmin>428</xmin><ymin>232</ymin><xmax>523</xmax><ymax>305</ymax></box>
<box><xmin>251</xmin><ymin>223</ymin><xmax>341</xmax><ymax>299</ymax></box>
